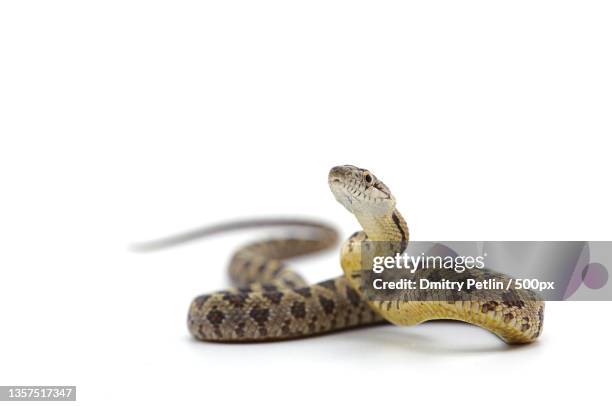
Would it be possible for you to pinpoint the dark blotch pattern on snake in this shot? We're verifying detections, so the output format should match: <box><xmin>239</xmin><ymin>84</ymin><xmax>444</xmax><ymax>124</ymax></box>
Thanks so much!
<box><xmin>188</xmin><ymin>235</ymin><xmax>385</xmax><ymax>341</ymax></box>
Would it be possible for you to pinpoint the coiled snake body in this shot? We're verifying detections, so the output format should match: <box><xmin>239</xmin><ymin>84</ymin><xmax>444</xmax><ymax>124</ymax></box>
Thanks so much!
<box><xmin>182</xmin><ymin>165</ymin><xmax>544</xmax><ymax>344</ymax></box>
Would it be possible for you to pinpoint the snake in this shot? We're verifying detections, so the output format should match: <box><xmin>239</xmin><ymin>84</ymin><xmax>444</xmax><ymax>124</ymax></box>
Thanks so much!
<box><xmin>144</xmin><ymin>165</ymin><xmax>544</xmax><ymax>344</ymax></box>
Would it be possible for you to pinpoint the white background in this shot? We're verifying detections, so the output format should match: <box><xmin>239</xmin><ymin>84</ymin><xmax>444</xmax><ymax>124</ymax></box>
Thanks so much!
<box><xmin>1</xmin><ymin>1</ymin><xmax>611</xmax><ymax>406</ymax></box>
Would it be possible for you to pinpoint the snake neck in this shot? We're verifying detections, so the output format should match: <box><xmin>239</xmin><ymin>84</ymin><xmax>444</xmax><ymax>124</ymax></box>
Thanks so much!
<box><xmin>341</xmin><ymin>208</ymin><xmax>409</xmax><ymax>292</ymax></box>
<box><xmin>355</xmin><ymin>208</ymin><xmax>409</xmax><ymax>246</ymax></box>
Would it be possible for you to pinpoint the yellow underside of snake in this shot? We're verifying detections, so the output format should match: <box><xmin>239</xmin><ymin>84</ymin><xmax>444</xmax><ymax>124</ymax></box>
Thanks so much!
<box><xmin>184</xmin><ymin>165</ymin><xmax>544</xmax><ymax>344</ymax></box>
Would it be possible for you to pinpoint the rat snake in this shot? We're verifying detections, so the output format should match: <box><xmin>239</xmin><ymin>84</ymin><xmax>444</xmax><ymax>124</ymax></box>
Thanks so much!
<box><xmin>143</xmin><ymin>165</ymin><xmax>544</xmax><ymax>344</ymax></box>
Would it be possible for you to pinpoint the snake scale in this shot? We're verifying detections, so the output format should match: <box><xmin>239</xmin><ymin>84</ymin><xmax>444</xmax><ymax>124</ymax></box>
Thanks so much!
<box><xmin>178</xmin><ymin>165</ymin><xmax>544</xmax><ymax>344</ymax></box>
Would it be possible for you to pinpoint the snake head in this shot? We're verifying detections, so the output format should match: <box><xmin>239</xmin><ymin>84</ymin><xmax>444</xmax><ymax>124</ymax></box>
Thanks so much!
<box><xmin>328</xmin><ymin>165</ymin><xmax>396</xmax><ymax>216</ymax></box>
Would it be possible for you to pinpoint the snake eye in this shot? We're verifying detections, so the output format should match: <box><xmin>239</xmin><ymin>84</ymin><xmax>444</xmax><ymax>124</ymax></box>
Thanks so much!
<box><xmin>364</xmin><ymin>173</ymin><xmax>373</xmax><ymax>183</ymax></box>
